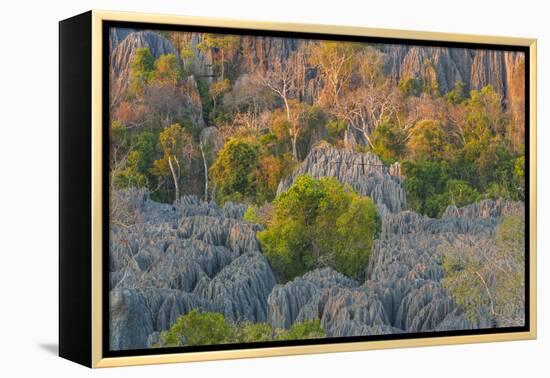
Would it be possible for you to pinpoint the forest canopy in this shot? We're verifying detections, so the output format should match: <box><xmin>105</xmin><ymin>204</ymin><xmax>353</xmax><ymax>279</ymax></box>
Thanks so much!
<box><xmin>109</xmin><ymin>32</ymin><xmax>526</xmax><ymax>218</ymax></box>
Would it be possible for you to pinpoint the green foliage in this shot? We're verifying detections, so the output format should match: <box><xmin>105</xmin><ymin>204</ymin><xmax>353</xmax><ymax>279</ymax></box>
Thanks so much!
<box><xmin>129</xmin><ymin>48</ymin><xmax>154</xmax><ymax>96</ymax></box>
<box><xmin>131</xmin><ymin>131</ymin><xmax>156</xmax><ymax>174</ymax></box>
<box><xmin>149</xmin><ymin>54</ymin><xmax>182</xmax><ymax>86</ymax></box>
<box><xmin>371</xmin><ymin>121</ymin><xmax>406</xmax><ymax>163</ymax></box>
<box><xmin>243</xmin><ymin>206</ymin><xmax>260</xmax><ymax>224</ymax></box>
<box><xmin>113</xmin><ymin>150</ymin><xmax>149</xmax><ymax>188</ymax></box>
<box><xmin>407</xmin><ymin>120</ymin><xmax>447</xmax><ymax>160</ymax></box>
<box><xmin>210</xmin><ymin>138</ymin><xmax>260</xmax><ymax>204</ymax></box>
<box><xmin>197</xmin><ymin>34</ymin><xmax>240</xmax><ymax>80</ymax></box>
<box><xmin>513</xmin><ymin>155</ymin><xmax>525</xmax><ymax>199</ymax></box>
<box><xmin>234</xmin><ymin>322</ymin><xmax>273</xmax><ymax>343</ymax></box>
<box><xmin>400</xmin><ymin>84</ymin><xmax>524</xmax><ymax>217</ymax></box>
<box><xmin>275</xmin><ymin>319</ymin><xmax>326</xmax><ymax>341</ymax></box>
<box><xmin>445</xmin><ymin>81</ymin><xmax>467</xmax><ymax>104</ymax></box>
<box><xmin>326</xmin><ymin>120</ymin><xmax>346</xmax><ymax>145</ymax></box>
<box><xmin>110</xmin><ymin>120</ymin><xmax>127</xmax><ymax>147</ymax></box>
<box><xmin>402</xmin><ymin>159</ymin><xmax>451</xmax><ymax>217</ymax></box>
<box><xmin>111</xmin><ymin>129</ymin><xmax>157</xmax><ymax>190</ymax></box>
<box><xmin>427</xmin><ymin>180</ymin><xmax>481</xmax><ymax>217</ymax></box>
<box><xmin>398</xmin><ymin>76</ymin><xmax>425</xmax><ymax>97</ymax></box>
<box><xmin>196</xmin><ymin>78</ymin><xmax>213</xmax><ymax>123</ymax></box>
<box><xmin>158</xmin><ymin>310</ymin><xmax>324</xmax><ymax>347</ymax></box>
<box><xmin>151</xmin><ymin>124</ymin><xmax>195</xmax><ymax>202</ymax></box>
<box><xmin>442</xmin><ymin>215</ymin><xmax>525</xmax><ymax>325</ymax></box>
<box><xmin>258</xmin><ymin>175</ymin><xmax>380</xmax><ymax>281</ymax></box>
<box><xmin>159</xmin><ymin>309</ymin><xmax>233</xmax><ymax>347</ymax></box>
<box><xmin>334</xmin><ymin>196</ymin><xmax>382</xmax><ymax>278</ymax></box>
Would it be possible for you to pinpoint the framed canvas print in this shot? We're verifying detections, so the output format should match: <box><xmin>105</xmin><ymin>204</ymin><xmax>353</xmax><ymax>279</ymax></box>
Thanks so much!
<box><xmin>59</xmin><ymin>10</ymin><xmax>537</xmax><ymax>368</ymax></box>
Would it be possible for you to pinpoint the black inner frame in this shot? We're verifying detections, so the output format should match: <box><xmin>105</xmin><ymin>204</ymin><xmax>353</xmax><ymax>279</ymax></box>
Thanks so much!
<box><xmin>102</xmin><ymin>20</ymin><xmax>531</xmax><ymax>358</ymax></box>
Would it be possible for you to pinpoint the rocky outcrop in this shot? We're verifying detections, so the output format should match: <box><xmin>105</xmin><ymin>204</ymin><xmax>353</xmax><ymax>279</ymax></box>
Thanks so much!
<box><xmin>265</xmin><ymin>185</ymin><xmax>523</xmax><ymax>337</ymax></box>
<box><xmin>267</xmin><ymin>268</ymin><xmax>357</xmax><ymax>329</ymax></box>
<box><xmin>110</xmin><ymin>159</ymin><xmax>524</xmax><ymax>350</ymax></box>
<box><xmin>277</xmin><ymin>146</ymin><xmax>407</xmax><ymax>213</ymax></box>
<box><xmin>109</xmin><ymin>30</ymin><xmax>179</xmax><ymax>104</ymax></box>
<box><xmin>383</xmin><ymin>45</ymin><xmax>524</xmax><ymax>102</ymax></box>
<box><xmin>109</xmin><ymin>27</ymin><xmax>134</xmax><ymax>50</ymax></box>
<box><xmin>109</xmin><ymin>189</ymin><xmax>275</xmax><ymax>350</ymax></box>
<box><xmin>442</xmin><ymin>198</ymin><xmax>525</xmax><ymax>219</ymax></box>
<box><xmin>194</xmin><ymin>252</ymin><xmax>276</xmax><ymax>322</ymax></box>
<box><xmin>110</xmin><ymin>288</ymin><xmax>218</xmax><ymax>350</ymax></box>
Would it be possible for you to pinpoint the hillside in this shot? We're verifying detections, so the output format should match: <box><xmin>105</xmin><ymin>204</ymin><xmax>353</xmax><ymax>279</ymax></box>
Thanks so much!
<box><xmin>108</xmin><ymin>27</ymin><xmax>526</xmax><ymax>350</ymax></box>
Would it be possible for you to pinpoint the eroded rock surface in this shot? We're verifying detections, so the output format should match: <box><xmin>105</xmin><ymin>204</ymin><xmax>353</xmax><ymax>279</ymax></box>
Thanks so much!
<box><xmin>110</xmin><ymin>149</ymin><xmax>524</xmax><ymax>350</ymax></box>
<box><xmin>277</xmin><ymin>146</ymin><xmax>407</xmax><ymax>213</ymax></box>
<box><xmin>109</xmin><ymin>189</ymin><xmax>274</xmax><ymax>350</ymax></box>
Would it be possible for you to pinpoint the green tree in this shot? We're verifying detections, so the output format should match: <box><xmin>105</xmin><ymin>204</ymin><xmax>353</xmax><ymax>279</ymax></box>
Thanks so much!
<box><xmin>129</xmin><ymin>48</ymin><xmax>154</xmax><ymax>96</ymax></box>
<box><xmin>371</xmin><ymin>120</ymin><xmax>407</xmax><ymax>163</ymax></box>
<box><xmin>445</xmin><ymin>81</ymin><xmax>467</xmax><ymax>105</ymax></box>
<box><xmin>210</xmin><ymin>138</ymin><xmax>260</xmax><ymax>204</ymax></box>
<box><xmin>159</xmin><ymin>309</ymin><xmax>233</xmax><ymax>347</ymax></box>
<box><xmin>157</xmin><ymin>310</ymin><xmax>325</xmax><ymax>347</ymax></box>
<box><xmin>234</xmin><ymin>322</ymin><xmax>273</xmax><ymax>343</ymax></box>
<box><xmin>209</xmin><ymin>78</ymin><xmax>231</xmax><ymax>122</ymax></box>
<box><xmin>427</xmin><ymin>179</ymin><xmax>481</xmax><ymax>217</ymax></box>
<box><xmin>398</xmin><ymin>76</ymin><xmax>424</xmax><ymax>97</ymax></box>
<box><xmin>402</xmin><ymin>159</ymin><xmax>451</xmax><ymax>217</ymax></box>
<box><xmin>334</xmin><ymin>196</ymin><xmax>381</xmax><ymax>278</ymax></box>
<box><xmin>275</xmin><ymin>319</ymin><xmax>326</xmax><ymax>341</ymax></box>
<box><xmin>113</xmin><ymin>150</ymin><xmax>148</xmax><ymax>188</ymax></box>
<box><xmin>258</xmin><ymin>175</ymin><xmax>380</xmax><ymax>281</ymax></box>
<box><xmin>197</xmin><ymin>34</ymin><xmax>240</xmax><ymax>80</ymax></box>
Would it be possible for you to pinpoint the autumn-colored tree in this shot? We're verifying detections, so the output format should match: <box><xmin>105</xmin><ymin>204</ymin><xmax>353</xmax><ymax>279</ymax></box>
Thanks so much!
<box><xmin>258</xmin><ymin>54</ymin><xmax>309</xmax><ymax>160</ymax></box>
<box><xmin>149</xmin><ymin>54</ymin><xmax>182</xmax><ymax>86</ymax></box>
<box><xmin>406</xmin><ymin>119</ymin><xmax>447</xmax><ymax>160</ymax></box>
<box><xmin>209</xmin><ymin>78</ymin><xmax>231</xmax><ymax>121</ymax></box>
<box><xmin>309</xmin><ymin>41</ymin><xmax>362</xmax><ymax>108</ymax></box>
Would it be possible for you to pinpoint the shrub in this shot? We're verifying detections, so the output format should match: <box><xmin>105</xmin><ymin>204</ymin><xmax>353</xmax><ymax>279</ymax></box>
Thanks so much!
<box><xmin>258</xmin><ymin>175</ymin><xmax>380</xmax><ymax>281</ymax></box>
<box><xmin>210</xmin><ymin>138</ymin><xmax>260</xmax><ymax>204</ymax></box>
<box><xmin>275</xmin><ymin>319</ymin><xmax>326</xmax><ymax>341</ymax></box>
<box><xmin>159</xmin><ymin>309</ymin><xmax>233</xmax><ymax>347</ymax></box>
<box><xmin>158</xmin><ymin>310</ymin><xmax>325</xmax><ymax>347</ymax></box>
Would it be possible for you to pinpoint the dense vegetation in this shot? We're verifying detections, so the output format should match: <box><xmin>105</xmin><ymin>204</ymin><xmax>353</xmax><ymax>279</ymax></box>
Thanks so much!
<box><xmin>251</xmin><ymin>175</ymin><xmax>380</xmax><ymax>282</ymax></box>
<box><xmin>108</xmin><ymin>31</ymin><xmax>527</xmax><ymax>345</ymax></box>
<box><xmin>157</xmin><ymin>309</ymin><xmax>325</xmax><ymax>347</ymax></box>
<box><xmin>110</xmin><ymin>34</ymin><xmax>525</xmax><ymax>217</ymax></box>
<box><xmin>441</xmin><ymin>215</ymin><xmax>525</xmax><ymax>326</ymax></box>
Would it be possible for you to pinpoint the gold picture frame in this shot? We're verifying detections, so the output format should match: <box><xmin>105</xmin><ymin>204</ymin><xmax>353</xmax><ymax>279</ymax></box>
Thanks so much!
<box><xmin>59</xmin><ymin>10</ymin><xmax>537</xmax><ymax>368</ymax></box>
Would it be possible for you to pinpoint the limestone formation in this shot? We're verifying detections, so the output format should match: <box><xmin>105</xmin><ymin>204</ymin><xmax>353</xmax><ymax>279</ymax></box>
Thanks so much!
<box><xmin>277</xmin><ymin>146</ymin><xmax>407</xmax><ymax>213</ymax></box>
<box><xmin>110</xmin><ymin>30</ymin><xmax>179</xmax><ymax>104</ymax></box>
<box><xmin>109</xmin><ymin>189</ymin><xmax>274</xmax><ymax>350</ymax></box>
<box><xmin>110</xmin><ymin>147</ymin><xmax>524</xmax><ymax>349</ymax></box>
<box><xmin>383</xmin><ymin>44</ymin><xmax>523</xmax><ymax>102</ymax></box>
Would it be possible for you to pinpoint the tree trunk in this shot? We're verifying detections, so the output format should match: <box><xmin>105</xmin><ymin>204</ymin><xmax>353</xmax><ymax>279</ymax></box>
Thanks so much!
<box><xmin>199</xmin><ymin>142</ymin><xmax>209</xmax><ymax>201</ymax></box>
<box><xmin>167</xmin><ymin>155</ymin><xmax>180</xmax><ymax>203</ymax></box>
<box><xmin>292</xmin><ymin>133</ymin><xmax>298</xmax><ymax>161</ymax></box>
<box><xmin>283</xmin><ymin>97</ymin><xmax>291</xmax><ymax>123</ymax></box>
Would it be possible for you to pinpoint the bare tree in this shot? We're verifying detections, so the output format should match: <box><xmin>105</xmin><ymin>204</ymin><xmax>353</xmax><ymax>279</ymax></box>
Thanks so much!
<box><xmin>257</xmin><ymin>51</ymin><xmax>307</xmax><ymax>160</ymax></box>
